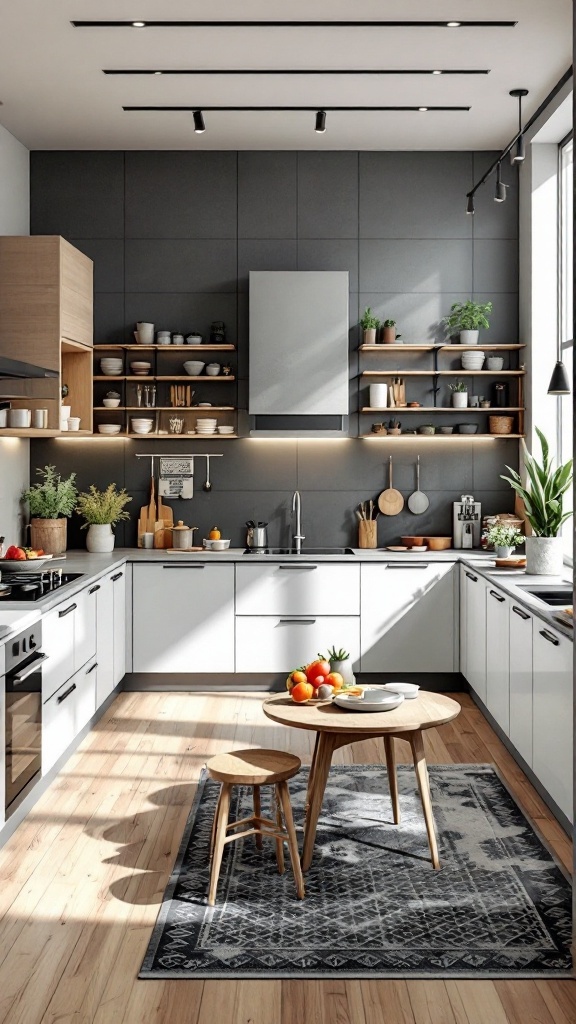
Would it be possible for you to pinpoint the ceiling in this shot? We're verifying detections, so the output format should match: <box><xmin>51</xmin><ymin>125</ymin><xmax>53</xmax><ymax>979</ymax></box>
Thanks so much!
<box><xmin>0</xmin><ymin>1</ymin><xmax>572</xmax><ymax>151</ymax></box>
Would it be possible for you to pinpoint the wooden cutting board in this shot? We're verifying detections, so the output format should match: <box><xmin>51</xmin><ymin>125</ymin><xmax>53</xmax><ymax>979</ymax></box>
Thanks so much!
<box><xmin>155</xmin><ymin>493</ymin><xmax>174</xmax><ymax>548</ymax></box>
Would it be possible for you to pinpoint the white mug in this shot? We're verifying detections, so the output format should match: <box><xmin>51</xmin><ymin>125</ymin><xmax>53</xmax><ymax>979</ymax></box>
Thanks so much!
<box><xmin>141</xmin><ymin>532</ymin><xmax>155</xmax><ymax>549</ymax></box>
<box><xmin>68</xmin><ymin>416</ymin><xmax>81</xmax><ymax>431</ymax></box>
<box><xmin>135</xmin><ymin>322</ymin><xmax>155</xmax><ymax>344</ymax></box>
<box><xmin>157</xmin><ymin>330</ymin><xmax>171</xmax><ymax>346</ymax></box>
<box><xmin>32</xmin><ymin>409</ymin><xmax>48</xmax><ymax>429</ymax></box>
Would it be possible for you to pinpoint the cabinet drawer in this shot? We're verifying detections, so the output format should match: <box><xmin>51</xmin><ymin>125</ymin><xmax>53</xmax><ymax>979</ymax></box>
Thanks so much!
<box><xmin>236</xmin><ymin>616</ymin><xmax>360</xmax><ymax>673</ymax></box>
<box><xmin>42</xmin><ymin>660</ymin><xmax>97</xmax><ymax>774</ymax></box>
<box><xmin>42</xmin><ymin>603</ymin><xmax>75</xmax><ymax>702</ymax></box>
<box><xmin>236</xmin><ymin>563</ymin><xmax>360</xmax><ymax>616</ymax></box>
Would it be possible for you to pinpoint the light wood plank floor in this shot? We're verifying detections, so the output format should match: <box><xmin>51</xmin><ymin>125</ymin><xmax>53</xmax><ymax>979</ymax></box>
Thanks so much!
<box><xmin>0</xmin><ymin>691</ymin><xmax>573</xmax><ymax>1024</ymax></box>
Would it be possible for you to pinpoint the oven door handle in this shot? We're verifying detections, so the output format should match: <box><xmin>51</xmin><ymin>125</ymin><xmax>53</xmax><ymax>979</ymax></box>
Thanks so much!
<box><xmin>12</xmin><ymin>652</ymin><xmax>49</xmax><ymax>684</ymax></box>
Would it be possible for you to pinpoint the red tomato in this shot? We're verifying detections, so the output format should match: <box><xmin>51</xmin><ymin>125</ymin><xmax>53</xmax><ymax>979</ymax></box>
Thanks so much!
<box><xmin>305</xmin><ymin>660</ymin><xmax>330</xmax><ymax>684</ymax></box>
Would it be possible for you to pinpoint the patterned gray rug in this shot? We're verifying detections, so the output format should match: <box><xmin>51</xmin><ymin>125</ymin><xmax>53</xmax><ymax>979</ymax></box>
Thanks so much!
<box><xmin>140</xmin><ymin>764</ymin><xmax>572</xmax><ymax>979</ymax></box>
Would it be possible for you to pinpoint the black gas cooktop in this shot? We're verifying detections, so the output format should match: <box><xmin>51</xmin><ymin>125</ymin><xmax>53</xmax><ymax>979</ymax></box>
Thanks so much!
<box><xmin>0</xmin><ymin>569</ymin><xmax>84</xmax><ymax>602</ymax></box>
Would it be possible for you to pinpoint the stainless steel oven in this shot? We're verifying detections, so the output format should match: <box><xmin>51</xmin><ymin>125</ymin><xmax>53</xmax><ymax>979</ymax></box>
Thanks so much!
<box><xmin>5</xmin><ymin>623</ymin><xmax>46</xmax><ymax>817</ymax></box>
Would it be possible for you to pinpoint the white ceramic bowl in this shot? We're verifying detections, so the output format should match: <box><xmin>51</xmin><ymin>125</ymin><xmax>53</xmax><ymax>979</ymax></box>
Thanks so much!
<box><xmin>98</xmin><ymin>423</ymin><xmax>122</xmax><ymax>434</ymax></box>
<box><xmin>205</xmin><ymin>364</ymin><xmax>221</xmax><ymax>376</ymax></box>
<box><xmin>382</xmin><ymin>682</ymin><xmax>420</xmax><ymax>699</ymax></box>
<box><xmin>131</xmin><ymin>419</ymin><xmax>153</xmax><ymax>433</ymax></box>
<box><xmin>183</xmin><ymin>361</ymin><xmax>205</xmax><ymax>376</ymax></box>
<box><xmin>203</xmin><ymin>538</ymin><xmax>231</xmax><ymax>550</ymax></box>
<box><xmin>102</xmin><ymin>398</ymin><xmax>120</xmax><ymax>408</ymax></box>
<box><xmin>217</xmin><ymin>426</ymin><xmax>235</xmax><ymax>434</ymax></box>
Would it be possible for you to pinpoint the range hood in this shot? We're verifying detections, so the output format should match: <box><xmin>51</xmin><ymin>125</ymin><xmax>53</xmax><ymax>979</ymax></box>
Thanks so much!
<box><xmin>0</xmin><ymin>355</ymin><xmax>58</xmax><ymax>380</ymax></box>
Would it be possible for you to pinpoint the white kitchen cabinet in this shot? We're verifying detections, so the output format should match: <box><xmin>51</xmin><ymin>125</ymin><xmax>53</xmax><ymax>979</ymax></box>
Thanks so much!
<box><xmin>111</xmin><ymin>569</ymin><xmax>126</xmax><ymax>687</ymax></box>
<box><xmin>93</xmin><ymin>568</ymin><xmax>127</xmax><ymax>706</ymax></box>
<box><xmin>42</xmin><ymin>658</ymin><xmax>97</xmax><ymax>774</ymax></box>
<box><xmin>74</xmin><ymin>585</ymin><xmax>98</xmax><ymax>673</ymax></box>
<box><xmin>236</xmin><ymin>616</ymin><xmax>360</xmax><ymax>674</ymax></box>
<box><xmin>132</xmin><ymin>563</ymin><xmax>235</xmax><ymax>673</ymax></box>
<box><xmin>485</xmin><ymin>586</ymin><xmax>510</xmax><ymax>735</ymax></box>
<box><xmin>236</xmin><ymin>562</ymin><xmax>360</xmax><ymax>617</ymax></box>
<box><xmin>360</xmin><ymin>563</ymin><xmax>456</xmax><ymax>673</ymax></box>
<box><xmin>508</xmin><ymin>603</ymin><xmax>534</xmax><ymax>766</ymax></box>
<box><xmin>462</xmin><ymin>569</ymin><xmax>488</xmax><ymax>703</ymax></box>
<box><xmin>41</xmin><ymin>587</ymin><xmax>97</xmax><ymax>702</ymax></box>
<box><xmin>533</xmin><ymin>624</ymin><xmax>573</xmax><ymax>821</ymax></box>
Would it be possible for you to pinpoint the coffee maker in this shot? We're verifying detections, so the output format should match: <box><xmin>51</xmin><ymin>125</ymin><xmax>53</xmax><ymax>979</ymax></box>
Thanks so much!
<box><xmin>453</xmin><ymin>494</ymin><xmax>482</xmax><ymax>549</ymax></box>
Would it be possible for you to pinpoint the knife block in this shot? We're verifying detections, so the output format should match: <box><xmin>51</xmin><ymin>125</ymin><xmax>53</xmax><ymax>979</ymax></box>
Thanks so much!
<box><xmin>358</xmin><ymin>520</ymin><xmax>377</xmax><ymax>549</ymax></box>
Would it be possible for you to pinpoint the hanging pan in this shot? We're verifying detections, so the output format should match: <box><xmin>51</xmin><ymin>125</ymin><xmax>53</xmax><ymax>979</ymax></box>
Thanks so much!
<box><xmin>407</xmin><ymin>456</ymin><xmax>430</xmax><ymax>515</ymax></box>
<box><xmin>378</xmin><ymin>455</ymin><xmax>404</xmax><ymax>516</ymax></box>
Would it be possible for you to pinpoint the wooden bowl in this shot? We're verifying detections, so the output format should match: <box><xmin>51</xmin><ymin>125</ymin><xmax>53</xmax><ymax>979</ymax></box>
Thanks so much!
<box><xmin>401</xmin><ymin>536</ymin><xmax>425</xmax><ymax>547</ymax></box>
<box><xmin>425</xmin><ymin>536</ymin><xmax>452</xmax><ymax>551</ymax></box>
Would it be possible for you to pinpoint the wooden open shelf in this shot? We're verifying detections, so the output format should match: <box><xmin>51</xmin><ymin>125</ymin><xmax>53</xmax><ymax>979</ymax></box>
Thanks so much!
<box><xmin>94</xmin><ymin>375</ymin><xmax>234</xmax><ymax>382</ymax></box>
<box><xmin>361</xmin><ymin>406</ymin><xmax>523</xmax><ymax>413</ymax></box>
<box><xmin>359</xmin><ymin>343</ymin><xmax>526</xmax><ymax>352</ymax></box>
<box><xmin>96</xmin><ymin>344</ymin><xmax>236</xmax><ymax>352</ymax></box>
<box><xmin>360</xmin><ymin>433</ymin><xmax>525</xmax><ymax>440</ymax></box>
<box><xmin>94</xmin><ymin>405</ymin><xmax>235</xmax><ymax>412</ymax></box>
<box><xmin>361</xmin><ymin>370</ymin><xmax>526</xmax><ymax>377</ymax></box>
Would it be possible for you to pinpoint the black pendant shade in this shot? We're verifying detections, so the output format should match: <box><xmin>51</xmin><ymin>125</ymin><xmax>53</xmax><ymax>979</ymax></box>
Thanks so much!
<box><xmin>547</xmin><ymin>360</ymin><xmax>571</xmax><ymax>395</ymax></box>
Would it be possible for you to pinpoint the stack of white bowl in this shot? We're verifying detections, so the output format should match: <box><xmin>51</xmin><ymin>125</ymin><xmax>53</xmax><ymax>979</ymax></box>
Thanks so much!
<box><xmin>100</xmin><ymin>357</ymin><xmax>124</xmax><ymax>376</ymax></box>
<box><xmin>461</xmin><ymin>350</ymin><xmax>485</xmax><ymax>371</ymax></box>
<box><xmin>130</xmin><ymin>361</ymin><xmax>152</xmax><ymax>376</ymax></box>
<box><xmin>217</xmin><ymin>425</ymin><xmax>235</xmax><ymax>435</ymax></box>
<box><xmin>196</xmin><ymin>417</ymin><xmax>217</xmax><ymax>435</ymax></box>
<box><xmin>131</xmin><ymin>418</ymin><xmax>154</xmax><ymax>434</ymax></box>
<box><xmin>98</xmin><ymin>423</ymin><xmax>122</xmax><ymax>435</ymax></box>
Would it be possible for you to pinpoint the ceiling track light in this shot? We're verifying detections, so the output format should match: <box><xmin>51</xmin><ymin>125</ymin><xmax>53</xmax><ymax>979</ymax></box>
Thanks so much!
<box><xmin>131</xmin><ymin>21</ymin><xmax>146</xmax><ymax>28</ymax></box>
<box><xmin>192</xmin><ymin>109</ymin><xmax>206</xmax><ymax>133</ymax></box>
<box><xmin>510</xmin><ymin>88</ymin><xmax>528</xmax><ymax>163</ymax></box>
<box><xmin>125</xmin><ymin>105</ymin><xmax>470</xmax><ymax>113</ymax></box>
<box><xmin>315</xmin><ymin>110</ymin><xmax>326</xmax><ymax>133</ymax></box>
<box><xmin>494</xmin><ymin>162</ymin><xmax>507</xmax><ymax>202</ymax></box>
<box><xmin>466</xmin><ymin>194</ymin><xmax>475</xmax><ymax>215</ymax></box>
<box><xmin>73</xmin><ymin>20</ymin><xmax>518</xmax><ymax>29</ymax></box>
<box><xmin>103</xmin><ymin>67</ymin><xmax>491</xmax><ymax>76</ymax></box>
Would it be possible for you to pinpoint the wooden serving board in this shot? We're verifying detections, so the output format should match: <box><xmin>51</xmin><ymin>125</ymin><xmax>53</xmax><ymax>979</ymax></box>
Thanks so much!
<box><xmin>166</xmin><ymin>547</ymin><xmax>204</xmax><ymax>553</ymax></box>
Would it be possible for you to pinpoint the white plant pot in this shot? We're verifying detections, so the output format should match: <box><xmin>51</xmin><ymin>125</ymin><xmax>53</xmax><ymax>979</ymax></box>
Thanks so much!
<box><xmin>525</xmin><ymin>536</ymin><xmax>564</xmax><ymax>576</ymax></box>
<box><xmin>459</xmin><ymin>330</ymin><xmax>479</xmax><ymax>345</ymax></box>
<box><xmin>363</xmin><ymin>328</ymin><xmax>377</xmax><ymax>345</ymax></box>
<box><xmin>451</xmin><ymin>392</ymin><xmax>468</xmax><ymax>408</ymax></box>
<box><xmin>495</xmin><ymin>545</ymin><xmax>513</xmax><ymax>559</ymax></box>
<box><xmin>86</xmin><ymin>523</ymin><xmax>115</xmax><ymax>553</ymax></box>
<box><xmin>330</xmin><ymin>659</ymin><xmax>356</xmax><ymax>686</ymax></box>
<box><xmin>369</xmin><ymin>383</ymin><xmax>389</xmax><ymax>409</ymax></box>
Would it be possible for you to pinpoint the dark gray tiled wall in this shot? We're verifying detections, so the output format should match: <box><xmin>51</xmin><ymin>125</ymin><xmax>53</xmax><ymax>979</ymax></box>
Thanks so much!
<box><xmin>30</xmin><ymin>149</ymin><xmax>519</xmax><ymax>548</ymax></box>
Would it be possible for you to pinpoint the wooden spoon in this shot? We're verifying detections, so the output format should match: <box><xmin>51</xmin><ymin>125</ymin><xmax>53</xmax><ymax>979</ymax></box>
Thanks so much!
<box><xmin>378</xmin><ymin>455</ymin><xmax>404</xmax><ymax>516</ymax></box>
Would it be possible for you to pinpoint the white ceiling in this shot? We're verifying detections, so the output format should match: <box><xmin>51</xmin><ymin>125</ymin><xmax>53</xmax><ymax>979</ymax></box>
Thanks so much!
<box><xmin>0</xmin><ymin>1</ymin><xmax>571</xmax><ymax>150</ymax></box>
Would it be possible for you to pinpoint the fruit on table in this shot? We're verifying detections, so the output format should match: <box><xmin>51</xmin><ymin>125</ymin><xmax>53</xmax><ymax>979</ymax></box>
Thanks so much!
<box><xmin>291</xmin><ymin>681</ymin><xmax>314</xmax><ymax>703</ymax></box>
<box><xmin>316</xmin><ymin>683</ymin><xmax>334</xmax><ymax>700</ymax></box>
<box><xmin>305</xmin><ymin>660</ymin><xmax>330</xmax><ymax>684</ymax></box>
<box><xmin>209</xmin><ymin>526</ymin><xmax>221</xmax><ymax>540</ymax></box>
<box><xmin>286</xmin><ymin>668</ymin><xmax>307</xmax><ymax>691</ymax></box>
<box><xmin>325</xmin><ymin>671</ymin><xmax>344</xmax><ymax>691</ymax></box>
<box><xmin>4</xmin><ymin>545</ymin><xmax>45</xmax><ymax>560</ymax></box>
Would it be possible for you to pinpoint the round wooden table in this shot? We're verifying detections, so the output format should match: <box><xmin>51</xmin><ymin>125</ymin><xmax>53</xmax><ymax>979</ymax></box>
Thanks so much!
<box><xmin>263</xmin><ymin>691</ymin><xmax>461</xmax><ymax>871</ymax></box>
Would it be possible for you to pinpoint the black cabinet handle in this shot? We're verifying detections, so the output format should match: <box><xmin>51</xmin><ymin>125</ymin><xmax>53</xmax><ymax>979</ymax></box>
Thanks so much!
<box><xmin>162</xmin><ymin>564</ymin><xmax>206</xmax><ymax>570</ymax></box>
<box><xmin>386</xmin><ymin>563</ymin><xmax>429</xmax><ymax>570</ymax></box>
<box><xmin>89</xmin><ymin>584</ymin><xmax>101</xmax><ymax>594</ymax></box>
<box><xmin>512</xmin><ymin>605</ymin><xmax>530</xmax><ymax>620</ymax></box>
<box><xmin>278</xmin><ymin>618</ymin><xmax>316</xmax><ymax>625</ymax></box>
<box><xmin>489</xmin><ymin>590</ymin><xmax>505</xmax><ymax>603</ymax></box>
<box><xmin>57</xmin><ymin>682</ymin><xmax>77</xmax><ymax>704</ymax></box>
<box><xmin>58</xmin><ymin>602</ymin><xmax>77</xmax><ymax>618</ymax></box>
<box><xmin>465</xmin><ymin>571</ymin><xmax>478</xmax><ymax>582</ymax></box>
<box><xmin>539</xmin><ymin>628</ymin><xmax>560</xmax><ymax>647</ymax></box>
<box><xmin>111</xmin><ymin>572</ymin><xmax>124</xmax><ymax>582</ymax></box>
<box><xmin>278</xmin><ymin>565</ymin><xmax>317</xmax><ymax>571</ymax></box>
<box><xmin>86</xmin><ymin>662</ymin><xmax>98</xmax><ymax>674</ymax></box>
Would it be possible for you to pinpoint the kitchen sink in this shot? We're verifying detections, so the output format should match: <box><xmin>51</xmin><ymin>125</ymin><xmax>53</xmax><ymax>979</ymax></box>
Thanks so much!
<box><xmin>244</xmin><ymin>547</ymin><xmax>355</xmax><ymax>556</ymax></box>
<box><xmin>518</xmin><ymin>584</ymin><xmax>573</xmax><ymax>606</ymax></box>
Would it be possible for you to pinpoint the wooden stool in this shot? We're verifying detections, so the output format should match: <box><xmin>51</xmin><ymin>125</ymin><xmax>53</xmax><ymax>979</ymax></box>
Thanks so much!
<box><xmin>206</xmin><ymin>748</ymin><xmax>305</xmax><ymax>906</ymax></box>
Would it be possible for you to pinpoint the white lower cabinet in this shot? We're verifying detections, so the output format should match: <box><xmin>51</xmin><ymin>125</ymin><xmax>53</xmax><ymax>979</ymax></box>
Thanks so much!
<box><xmin>111</xmin><ymin>570</ymin><xmax>126</xmax><ymax>687</ymax></box>
<box><xmin>74</xmin><ymin>586</ymin><xmax>98</xmax><ymax>673</ymax></box>
<box><xmin>462</xmin><ymin>569</ymin><xmax>488</xmax><ymax>704</ymax></box>
<box><xmin>533</xmin><ymin>624</ymin><xmax>573</xmax><ymax>821</ymax></box>
<box><xmin>42</xmin><ymin>659</ymin><xmax>97</xmax><ymax>774</ymax></box>
<box><xmin>236</xmin><ymin>562</ymin><xmax>360</xmax><ymax>616</ymax></box>
<box><xmin>485</xmin><ymin>586</ymin><xmax>510</xmax><ymax>735</ymax></box>
<box><xmin>508</xmin><ymin>603</ymin><xmax>534</xmax><ymax>767</ymax></box>
<box><xmin>132</xmin><ymin>563</ymin><xmax>235</xmax><ymax>673</ymax></box>
<box><xmin>361</xmin><ymin>563</ymin><xmax>456</xmax><ymax>673</ymax></box>
<box><xmin>236</xmin><ymin>616</ymin><xmax>360</xmax><ymax>673</ymax></box>
<box><xmin>42</xmin><ymin>588</ymin><xmax>96</xmax><ymax>703</ymax></box>
<box><xmin>93</xmin><ymin>569</ymin><xmax>127</xmax><ymax>706</ymax></box>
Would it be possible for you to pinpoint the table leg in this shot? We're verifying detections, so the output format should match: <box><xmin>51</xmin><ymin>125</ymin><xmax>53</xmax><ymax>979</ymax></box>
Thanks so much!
<box><xmin>252</xmin><ymin>785</ymin><xmax>263</xmax><ymax>851</ymax></box>
<box><xmin>383</xmin><ymin>734</ymin><xmax>400</xmax><ymax>825</ymax></box>
<box><xmin>301</xmin><ymin>732</ymin><xmax>338</xmax><ymax>872</ymax></box>
<box><xmin>409</xmin><ymin>730</ymin><xmax>440</xmax><ymax>870</ymax></box>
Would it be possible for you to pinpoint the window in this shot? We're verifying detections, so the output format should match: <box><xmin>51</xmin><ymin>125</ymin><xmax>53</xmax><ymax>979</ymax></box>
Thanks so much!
<box><xmin>558</xmin><ymin>135</ymin><xmax>573</xmax><ymax>561</ymax></box>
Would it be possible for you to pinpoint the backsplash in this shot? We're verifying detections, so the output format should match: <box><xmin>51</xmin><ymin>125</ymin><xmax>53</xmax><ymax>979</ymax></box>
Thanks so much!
<box><xmin>29</xmin><ymin>150</ymin><xmax>519</xmax><ymax>548</ymax></box>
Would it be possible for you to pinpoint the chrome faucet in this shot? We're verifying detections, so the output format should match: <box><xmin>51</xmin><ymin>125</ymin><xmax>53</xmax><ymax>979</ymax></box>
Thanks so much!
<box><xmin>291</xmin><ymin>490</ymin><xmax>305</xmax><ymax>554</ymax></box>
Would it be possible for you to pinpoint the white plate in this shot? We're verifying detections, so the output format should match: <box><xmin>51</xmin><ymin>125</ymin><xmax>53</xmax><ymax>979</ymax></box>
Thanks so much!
<box><xmin>381</xmin><ymin>682</ymin><xmax>420</xmax><ymax>699</ymax></box>
<box><xmin>1</xmin><ymin>555</ymin><xmax>54</xmax><ymax>572</ymax></box>
<box><xmin>334</xmin><ymin>690</ymin><xmax>404</xmax><ymax>713</ymax></box>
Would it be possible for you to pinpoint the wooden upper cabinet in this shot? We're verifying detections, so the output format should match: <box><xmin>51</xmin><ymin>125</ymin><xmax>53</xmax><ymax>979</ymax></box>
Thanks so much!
<box><xmin>0</xmin><ymin>236</ymin><xmax>93</xmax><ymax>370</ymax></box>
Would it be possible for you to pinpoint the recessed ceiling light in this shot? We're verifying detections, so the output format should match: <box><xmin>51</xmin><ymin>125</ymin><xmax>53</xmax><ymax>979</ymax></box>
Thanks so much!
<box><xmin>132</xmin><ymin>21</ymin><xmax>146</xmax><ymax>28</ymax></box>
<box><xmin>447</xmin><ymin>22</ymin><xmax>461</xmax><ymax>28</ymax></box>
<box><xmin>154</xmin><ymin>71</ymin><xmax>163</xmax><ymax>75</ymax></box>
<box><xmin>418</xmin><ymin>107</ymin><xmax>428</xmax><ymax>112</ymax></box>
<box><xmin>432</xmin><ymin>70</ymin><xmax>442</xmax><ymax>75</ymax></box>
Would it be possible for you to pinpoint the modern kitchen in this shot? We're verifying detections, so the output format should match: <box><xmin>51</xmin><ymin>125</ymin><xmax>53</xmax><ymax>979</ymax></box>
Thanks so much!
<box><xmin>0</xmin><ymin>3</ymin><xmax>573</xmax><ymax>1022</ymax></box>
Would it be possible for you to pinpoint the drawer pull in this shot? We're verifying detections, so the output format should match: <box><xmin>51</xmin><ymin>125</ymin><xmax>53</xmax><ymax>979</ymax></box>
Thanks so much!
<box><xmin>58</xmin><ymin>602</ymin><xmax>77</xmax><ymax>618</ymax></box>
<box><xmin>86</xmin><ymin>662</ymin><xmax>98</xmax><ymax>674</ymax></box>
<box><xmin>465</xmin><ymin>572</ymin><xmax>478</xmax><ymax>582</ymax></box>
<box><xmin>111</xmin><ymin>572</ymin><xmax>124</xmax><ymax>582</ymax></box>
<box><xmin>278</xmin><ymin>618</ymin><xmax>316</xmax><ymax>625</ymax></box>
<box><xmin>162</xmin><ymin>564</ymin><xmax>206</xmax><ymax>569</ymax></box>
<box><xmin>89</xmin><ymin>584</ymin><xmax>101</xmax><ymax>594</ymax></box>
<box><xmin>539</xmin><ymin>628</ymin><xmax>560</xmax><ymax>647</ymax></box>
<box><xmin>386</xmin><ymin>563</ymin><xmax>429</xmax><ymax>569</ymax></box>
<box><xmin>489</xmin><ymin>590</ymin><xmax>505</xmax><ymax>603</ymax></box>
<box><xmin>278</xmin><ymin>564</ymin><xmax>317</xmax><ymax>571</ymax></box>
<box><xmin>57</xmin><ymin>682</ymin><xmax>77</xmax><ymax>705</ymax></box>
<box><xmin>512</xmin><ymin>605</ymin><xmax>530</xmax><ymax>620</ymax></box>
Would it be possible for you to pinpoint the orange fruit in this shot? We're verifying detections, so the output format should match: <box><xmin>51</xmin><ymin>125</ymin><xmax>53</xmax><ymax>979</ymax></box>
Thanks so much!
<box><xmin>291</xmin><ymin>681</ymin><xmax>314</xmax><ymax>703</ymax></box>
<box><xmin>325</xmin><ymin>671</ymin><xmax>344</xmax><ymax>691</ymax></box>
<box><xmin>291</xmin><ymin>670</ymin><xmax>307</xmax><ymax>685</ymax></box>
<box><xmin>209</xmin><ymin>526</ymin><xmax>221</xmax><ymax>540</ymax></box>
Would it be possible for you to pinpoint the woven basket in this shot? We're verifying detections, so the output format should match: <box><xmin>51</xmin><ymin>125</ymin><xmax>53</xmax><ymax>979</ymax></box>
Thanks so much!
<box><xmin>489</xmin><ymin>415</ymin><xmax>514</xmax><ymax>435</ymax></box>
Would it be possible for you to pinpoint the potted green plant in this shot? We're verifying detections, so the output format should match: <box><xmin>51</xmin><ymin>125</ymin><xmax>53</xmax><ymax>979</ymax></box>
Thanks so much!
<box><xmin>76</xmin><ymin>484</ymin><xmax>132</xmax><ymax>553</ymax></box>
<box><xmin>321</xmin><ymin>646</ymin><xmax>356</xmax><ymax>687</ymax></box>
<box><xmin>23</xmin><ymin>465</ymin><xmax>77</xmax><ymax>554</ymax></box>
<box><xmin>360</xmin><ymin>307</ymin><xmax>380</xmax><ymax>345</ymax></box>
<box><xmin>501</xmin><ymin>427</ymin><xmax>573</xmax><ymax>575</ymax></box>
<box><xmin>382</xmin><ymin>318</ymin><xmax>402</xmax><ymax>344</ymax></box>
<box><xmin>442</xmin><ymin>300</ymin><xmax>493</xmax><ymax>345</ymax></box>
<box><xmin>486</xmin><ymin>522</ymin><xmax>522</xmax><ymax>559</ymax></box>
<box><xmin>448</xmin><ymin>380</ymin><xmax>469</xmax><ymax>408</ymax></box>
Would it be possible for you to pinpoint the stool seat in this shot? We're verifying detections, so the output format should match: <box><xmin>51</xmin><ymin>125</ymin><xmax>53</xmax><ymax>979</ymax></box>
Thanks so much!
<box><xmin>207</xmin><ymin>748</ymin><xmax>301</xmax><ymax>786</ymax></box>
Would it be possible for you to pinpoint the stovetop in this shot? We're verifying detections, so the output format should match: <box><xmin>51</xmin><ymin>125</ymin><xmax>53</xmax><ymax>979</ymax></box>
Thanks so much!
<box><xmin>0</xmin><ymin>569</ymin><xmax>84</xmax><ymax>602</ymax></box>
